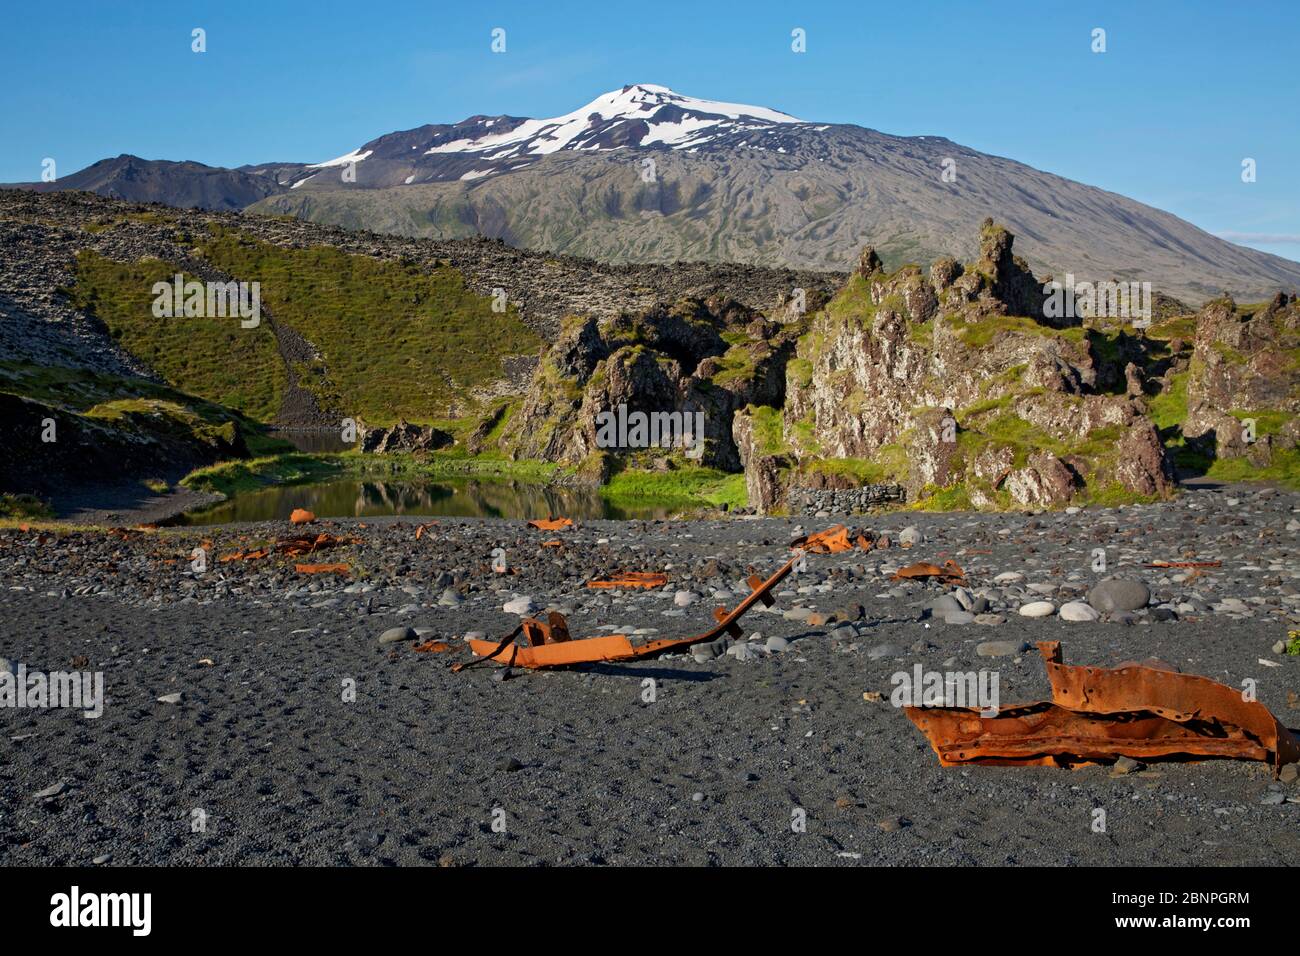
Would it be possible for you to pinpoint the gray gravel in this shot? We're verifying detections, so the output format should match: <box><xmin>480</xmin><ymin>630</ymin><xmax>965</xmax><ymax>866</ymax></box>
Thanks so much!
<box><xmin>1</xmin><ymin>482</ymin><xmax>1298</xmax><ymax>865</ymax></box>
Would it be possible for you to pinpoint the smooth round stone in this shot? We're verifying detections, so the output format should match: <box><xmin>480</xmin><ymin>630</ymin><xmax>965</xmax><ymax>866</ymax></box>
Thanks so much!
<box><xmin>378</xmin><ymin>626</ymin><xmax>417</xmax><ymax>644</ymax></box>
<box><xmin>503</xmin><ymin>596</ymin><xmax>535</xmax><ymax>615</ymax></box>
<box><xmin>974</xmin><ymin>613</ymin><xmax>1007</xmax><ymax>626</ymax></box>
<box><xmin>976</xmin><ymin>640</ymin><xmax>1027</xmax><ymax>657</ymax></box>
<box><xmin>438</xmin><ymin>588</ymin><xmax>464</xmax><ymax>606</ymax></box>
<box><xmin>673</xmin><ymin>590</ymin><xmax>699</xmax><ymax>607</ymax></box>
<box><xmin>867</xmin><ymin>643</ymin><xmax>905</xmax><ymax>660</ymax></box>
<box><xmin>940</xmin><ymin>610</ymin><xmax>975</xmax><ymax>625</ymax></box>
<box><xmin>1059</xmin><ymin>601</ymin><xmax>1100</xmax><ymax>622</ymax></box>
<box><xmin>993</xmin><ymin>572</ymin><xmax>1025</xmax><ymax>584</ymax></box>
<box><xmin>1087</xmin><ymin>577</ymin><xmax>1151</xmax><ymax>612</ymax></box>
<box><xmin>898</xmin><ymin>526</ymin><xmax>923</xmax><ymax>548</ymax></box>
<box><xmin>765</xmin><ymin>635</ymin><xmax>790</xmax><ymax>653</ymax></box>
<box><xmin>929</xmin><ymin>594</ymin><xmax>964</xmax><ymax>613</ymax></box>
<box><xmin>1018</xmin><ymin>601</ymin><xmax>1056</xmax><ymax>618</ymax></box>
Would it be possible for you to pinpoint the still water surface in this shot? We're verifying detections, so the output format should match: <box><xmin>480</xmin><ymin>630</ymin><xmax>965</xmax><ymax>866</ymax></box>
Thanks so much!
<box><xmin>175</xmin><ymin>477</ymin><xmax>674</xmax><ymax>525</ymax></box>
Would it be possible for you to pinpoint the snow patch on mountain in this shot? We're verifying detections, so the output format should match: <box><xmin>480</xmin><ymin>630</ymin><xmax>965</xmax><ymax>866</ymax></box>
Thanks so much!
<box><xmin>423</xmin><ymin>84</ymin><xmax>801</xmax><ymax>158</ymax></box>
<box><xmin>308</xmin><ymin>148</ymin><xmax>373</xmax><ymax>169</ymax></box>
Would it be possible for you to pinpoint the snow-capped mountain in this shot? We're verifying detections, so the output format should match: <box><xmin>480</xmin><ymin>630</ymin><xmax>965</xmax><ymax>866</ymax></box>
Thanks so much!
<box><xmin>288</xmin><ymin>84</ymin><xmax>807</xmax><ymax>190</ymax></box>
<box><xmin>424</xmin><ymin>84</ymin><xmax>801</xmax><ymax>156</ymax></box>
<box><xmin>16</xmin><ymin>83</ymin><xmax>1300</xmax><ymax>303</ymax></box>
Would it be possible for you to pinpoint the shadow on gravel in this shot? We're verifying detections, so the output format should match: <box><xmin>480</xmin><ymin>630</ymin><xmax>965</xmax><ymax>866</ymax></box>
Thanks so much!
<box><xmin>580</xmin><ymin>663</ymin><xmax>725</xmax><ymax>682</ymax></box>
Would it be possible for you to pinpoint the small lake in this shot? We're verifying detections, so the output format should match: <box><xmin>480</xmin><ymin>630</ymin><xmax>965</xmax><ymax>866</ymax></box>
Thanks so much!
<box><xmin>174</xmin><ymin>478</ymin><xmax>676</xmax><ymax>525</ymax></box>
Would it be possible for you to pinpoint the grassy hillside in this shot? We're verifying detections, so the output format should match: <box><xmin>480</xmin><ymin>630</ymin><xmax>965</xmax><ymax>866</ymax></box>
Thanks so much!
<box><xmin>199</xmin><ymin>228</ymin><xmax>542</xmax><ymax>423</ymax></box>
<box><xmin>64</xmin><ymin>228</ymin><xmax>543</xmax><ymax>428</ymax></box>
<box><xmin>67</xmin><ymin>251</ymin><xmax>286</xmax><ymax>419</ymax></box>
<box><xmin>0</xmin><ymin>361</ymin><xmax>289</xmax><ymax>457</ymax></box>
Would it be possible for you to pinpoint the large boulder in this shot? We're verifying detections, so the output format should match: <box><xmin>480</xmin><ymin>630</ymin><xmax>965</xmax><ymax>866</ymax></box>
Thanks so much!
<box><xmin>1004</xmin><ymin>451</ymin><xmax>1078</xmax><ymax>507</ymax></box>
<box><xmin>732</xmin><ymin>407</ymin><xmax>789</xmax><ymax>513</ymax></box>
<box><xmin>360</xmin><ymin>419</ymin><xmax>453</xmax><ymax>453</ymax></box>
<box><xmin>500</xmin><ymin>296</ymin><xmax>799</xmax><ymax>471</ymax></box>
<box><xmin>1183</xmin><ymin>293</ymin><xmax>1300</xmax><ymax>461</ymax></box>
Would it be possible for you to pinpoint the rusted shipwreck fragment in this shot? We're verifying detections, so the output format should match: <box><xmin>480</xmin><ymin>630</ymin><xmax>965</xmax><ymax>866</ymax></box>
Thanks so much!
<box><xmin>454</xmin><ymin>553</ymin><xmax>799</xmax><ymax>671</ymax></box>
<box><xmin>906</xmin><ymin>641</ymin><xmax>1300</xmax><ymax>773</ymax></box>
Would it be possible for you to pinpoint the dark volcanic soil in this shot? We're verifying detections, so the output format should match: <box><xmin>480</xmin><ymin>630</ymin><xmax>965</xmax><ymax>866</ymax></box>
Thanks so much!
<box><xmin>1</xmin><ymin>484</ymin><xmax>1298</xmax><ymax>866</ymax></box>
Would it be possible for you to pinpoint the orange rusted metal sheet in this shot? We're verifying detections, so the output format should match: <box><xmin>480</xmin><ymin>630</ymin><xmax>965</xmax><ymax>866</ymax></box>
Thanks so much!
<box><xmin>790</xmin><ymin>524</ymin><xmax>853</xmax><ymax>554</ymax></box>
<box><xmin>905</xmin><ymin>641</ymin><xmax>1300</xmax><ymax>773</ymax></box>
<box><xmin>275</xmin><ymin>531</ymin><xmax>353</xmax><ymax>556</ymax></box>
<box><xmin>457</xmin><ymin>551</ymin><xmax>802</xmax><ymax>671</ymax></box>
<box><xmin>413</xmin><ymin>639</ymin><xmax>452</xmax><ymax>653</ymax></box>
<box><xmin>892</xmin><ymin>559</ymin><xmax>966</xmax><ymax>583</ymax></box>
<box><xmin>219</xmin><ymin>548</ymin><xmax>269</xmax><ymax>562</ymax></box>
<box><xmin>1145</xmin><ymin>560</ymin><xmax>1222</xmax><ymax>568</ymax></box>
<box><xmin>527</xmin><ymin>517</ymin><xmax>573</xmax><ymax>531</ymax></box>
<box><xmin>289</xmin><ymin>508</ymin><xmax>315</xmax><ymax>525</ymax></box>
<box><xmin>586</xmin><ymin>572</ymin><xmax>669</xmax><ymax>590</ymax></box>
<box><xmin>295</xmin><ymin>562</ymin><xmax>349</xmax><ymax>575</ymax></box>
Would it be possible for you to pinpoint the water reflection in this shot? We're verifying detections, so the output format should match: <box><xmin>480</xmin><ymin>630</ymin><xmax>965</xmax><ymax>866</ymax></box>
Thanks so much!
<box><xmin>175</xmin><ymin>477</ymin><xmax>674</xmax><ymax>525</ymax></box>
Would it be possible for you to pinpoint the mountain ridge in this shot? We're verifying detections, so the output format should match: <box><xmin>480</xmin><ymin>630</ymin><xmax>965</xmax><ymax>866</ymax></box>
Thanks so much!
<box><xmin>8</xmin><ymin>84</ymin><xmax>1300</xmax><ymax>304</ymax></box>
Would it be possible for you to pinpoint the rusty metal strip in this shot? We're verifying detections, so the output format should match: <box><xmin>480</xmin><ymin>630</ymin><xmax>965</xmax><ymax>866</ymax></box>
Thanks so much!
<box><xmin>450</xmin><ymin>623</ymin><xmax>523</xmax><ymax>673</ymax></box>
<box><xmin>527</xmin><ymin>517</ymin><xmax>573</xmax><ymax>531</ymax></box>
<box><xmin>462</xmin><ymin>551</ymin><xmax>801</xmax><ymax>669</ymax></box>
<box><xmin>789</xmin><ymin>524</ymin><xmax>854</xmax><ymax>554</ymax></box>
<box><xmin>892</xmin><ymin>559</ymin><xmax>966</xmax><ymax>583</ymax></box>
<box><xmin>905</xmin><ymin>641</ymin><xmax>1300</xmax><ymax>772</ymax></box>
<box><xmin>586</xmin><ymin>572</ymin><xmax>669</xmax><ymax>589</ymax></box>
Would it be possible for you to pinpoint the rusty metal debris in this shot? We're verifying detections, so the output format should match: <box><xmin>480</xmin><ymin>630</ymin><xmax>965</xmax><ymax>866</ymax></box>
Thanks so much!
<box><xmin>527</xmin><ymin>517</ymin><xmax>573</xmax><ymax>531</ymax></box>
<box><xmin>1145</xmin><ymin>560</ymin><xmax>1222</xmax><ymax>569</ymax></box>
<box><xmin>219</xmin><ymin>549</ymin><xmax>269</xmax><ymax>562</ymax></box>
<box><xmin>905</xmin><ymin>641</ymin><xmax>1300</xmax><ymax>773</ymax></box>
<box><xmin>289</xmin><ymin>508</ymin><xmax>316</xmax><ymax>525</ymax></box>
<box><xmin>586</xmin><ymin>572</ymin><xmax>669</xmax><ymax>590</ymax></box>
<box><xmin>275</xmin><ymin>532</ymin><xmax>353</xmax><ymax>556</ymax></box>
<box><xmin>217</xmin><ymin>531</ymin><xmax>355</xmax><ymax>564</ymax></box>
<box><xmin>295</xmin><ymin>562</ymin><xmax>349</xmax><ymax>575</ymax></box>
<box><xmin>892</xmin><ymin>560</ymin><xmax>966</xmax><ymax>584</ymax></box>
<box><xmin>454</xmin><ymin>545</ymin><xmax>806</xmax><ymax>672</ymax></box>
<box><xmin>788</xmin><ymin>524</ymin><xmax>875</xmax><ymax>554</ymax></box>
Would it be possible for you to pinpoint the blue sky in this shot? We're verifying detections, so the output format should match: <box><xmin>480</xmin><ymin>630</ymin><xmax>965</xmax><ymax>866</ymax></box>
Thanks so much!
<box><xmin>3</xmin><ymin>0</ymin><xmax>1297</xmax><ymax>261</ymax></box>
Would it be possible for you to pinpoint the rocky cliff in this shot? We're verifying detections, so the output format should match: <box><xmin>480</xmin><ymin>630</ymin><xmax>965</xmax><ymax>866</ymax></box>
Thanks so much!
<box><xmin>498</xmin><ymin>219</ymin><xmax>1208</xmax><ymax>512</ymax></box>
